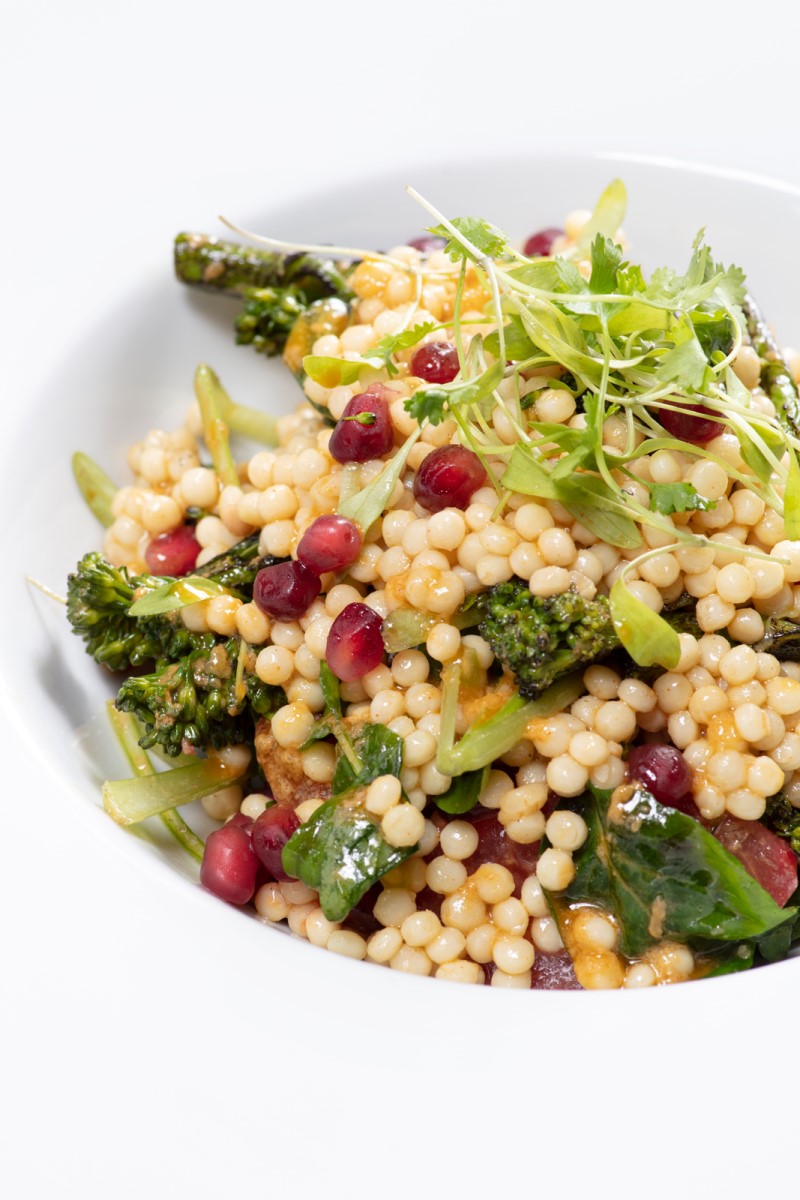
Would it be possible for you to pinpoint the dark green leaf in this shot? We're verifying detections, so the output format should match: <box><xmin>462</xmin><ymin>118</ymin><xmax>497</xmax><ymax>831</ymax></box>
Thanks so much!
<box><xmin>647</xmin><ymin>481</ymin><xmax>716</xmax><ymax>515</ymax></box>
<box><xmin>436</xmin><ymin>767</ymin><xmax>488</xmax><ymax>815</ymax></box>
<box><xmin>332</xmin><ymin>722</ymin><xmax>403</xmax><ymax>795</ymax></box>
<box><xmin>704</xmin><ymin>944</ymin><xmax>755</xmax><ymax>976</ymax></box>
<box><xmin>319</xmin><ymin>661</ymin><xmax>342</xmax><ymax>718</ymax></box>
<box><xmin>281</xmin><ymin>795</ymin><xmax>415</xmax><ymax>921</ymax></box>
<box><xmin>559</xmin><ymin>785</ymin><xmax>797</xmax><ymax>958</ymax></box>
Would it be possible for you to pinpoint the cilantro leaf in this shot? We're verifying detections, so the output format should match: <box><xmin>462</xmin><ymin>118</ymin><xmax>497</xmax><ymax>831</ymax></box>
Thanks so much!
<box><xmin>588</xmin><ymin>235</ymin><xmax>623</xmax><ymax>295</ymax></box>
<box><xmin>647</xmin><ymin>481</ymin><xmax>716</xmax><ymax>515</ymax></box>
<box><xmin>427</xmin><ymin>216</ymin><xmax>509</xmax><ymax>263</ymax></box>
<box><xmin>404</xmin><ymin>360</ymin><xmax>504</xmax><ymax>426</ymax></box>
<box><xmin>367</xmin><ymin>322</ymin><xmax>435</xmax><ymax>376</ymax></box>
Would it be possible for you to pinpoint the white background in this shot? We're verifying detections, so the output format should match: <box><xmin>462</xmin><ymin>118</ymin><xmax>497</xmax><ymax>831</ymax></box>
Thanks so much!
<box><xmin>3</xmin><ymin>2</ymin><xmax>800</xmax><ymax>1196</ymax></box>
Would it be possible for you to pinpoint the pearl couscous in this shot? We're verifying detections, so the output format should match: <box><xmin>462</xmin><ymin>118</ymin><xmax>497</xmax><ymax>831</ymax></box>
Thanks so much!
<box><xmin>70</xmin><ymin>179</ymin><xmax>800</xmax><ymax>990</ymax></box>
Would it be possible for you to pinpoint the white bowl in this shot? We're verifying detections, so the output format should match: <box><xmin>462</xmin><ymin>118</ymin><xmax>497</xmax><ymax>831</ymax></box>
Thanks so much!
<box><xmin>4</xmin><ymin>153</ymin><xmax>800</xmax><ymax>1192</ymax></box>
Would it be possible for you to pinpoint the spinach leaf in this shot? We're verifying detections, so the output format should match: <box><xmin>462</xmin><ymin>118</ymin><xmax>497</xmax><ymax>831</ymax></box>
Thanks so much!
<box><xmin>557</xmin><ymin>785</ymin><xmax>797</xmax><ymax>958</ymax></box>
<box><xmin>332</xmin><ymin>722</ymin><xmax>403</xmax><ymax>795</ymax></box>
<box><xmin>436</xmin><ymin>767</ymin><xmax>488</xmax><ymax>815</ymax></box>
<box><xmin>281</xmin><ymin>794</ymin><xmax>414</xmax><ymax>921</ymax></box>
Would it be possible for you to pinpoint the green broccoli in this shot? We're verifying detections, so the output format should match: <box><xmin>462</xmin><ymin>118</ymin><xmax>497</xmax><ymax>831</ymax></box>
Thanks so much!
<box><xmin>478</xmin><ymin>580</ymin><xmax>619</xmax><ymax>698</ymax></box>
<box><xmin>66</xmin><ymin>534</ymin><xmax>276</xmax><ymax>672</ymax></box>
<box><xmin>115</xmin><ymin>637</ymin><xmax>285</xmax><ymax>756</ymax></box>
<box><xmin>764</xmin><ymin>794</ymin><xmax>800</xmax><ymax>855</ymax></box>
<box><xmin>174</xmin><ymin>233</ymin><xmax>353</xmax><ymax>358</ymax></box>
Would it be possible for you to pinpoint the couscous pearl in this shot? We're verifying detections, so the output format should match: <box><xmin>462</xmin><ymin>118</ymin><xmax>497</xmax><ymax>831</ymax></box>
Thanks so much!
<box><xmin>520</xmin><ymin>875</ymin><xmax>550</xmax><ymax>919</ymax></box>
<box><xmin>546</xmin><ymin>755</ymin><xmax>589</xmax><ymax>797</ymax></box>
<box><xmin>201</xmin><ymin>784</ymin><xmax>243</xmax><ymax>821</ymax></box>
<box><xmin>474</xmin><ymin>864</ymin><xmax>516</xmax><ymax>905</ymax></box>
<box><xmin>545</xmin><ymin>810</ymin><xmax>589</xmax><ymax>852</ymax></box>
<box><xmin>270</xmin><ymin>702</ymin><xmax>315</xmax><ymax>748</ymax></box>
<box><xmin>573</xmin><ymin>951</ymin><xmax>625</xmax><ymax>990</ymax></box>
<box><xmin>536</xmin><ymin>848</ymin><xmax>575</xmax><ymax>891</ymax></box>
<box><xmin>492</xmin><ymin>935</ymin><xmax>535</xmax><ymax>975</ymax></box>
<box><xmin>364</xmin><ymin>774</ymin><xmax>402</xmax><ymax>816</ymax></box>
<box><xmin>255</xmin><ymin>645</ymin><xmax>294</xmax><ymax>685</ymax></box>
<box><xmin>492</xmin><ymin>898</ymin><xmax>530</xmax><ymax>935</ymax></box>
<box><xmin>593</xmin><ymin>701</ymin><xmax>637</xmax><ymax>741</ymax></box>
<box><xmin>766</xmin><ymin>677</ymin><xmax>800</xmax><ymax>715</ymax></box>
<box><xmin>624</xmin><ymin>963</ymin><xmax>657</xmax><ymax>988</ymax></box>
<box><xmin>438</xmin><ymin>821</ymin><xmax>479</xmax><ymax>861</ymax></box>
<box><xmin>381</xmin><ymin>803</ymin><xmax>425</xmax><ymax>848</ymax></box>
<box><xmin>254</xmin><ymin>882</ymin><xmax>289</xmax><ymax>922</ymax></box>
<box><xmin>491</xmin><ymin>969</ymin><xmax>533</xmax><ymax>989</ymax></box>
<box><xmin>440</xmin><ymin>889</ymin><xmax>488</xmax><ymax>933</ymax></box>
<box><xmin>205</xmin><ymin>594</ymin><xmax>242</xmax><ymax>637</ymax></box>
<box><xmin>400</xmin><ymin>910</ymin><xmax>441</xmax><ymax>948</ymax></box>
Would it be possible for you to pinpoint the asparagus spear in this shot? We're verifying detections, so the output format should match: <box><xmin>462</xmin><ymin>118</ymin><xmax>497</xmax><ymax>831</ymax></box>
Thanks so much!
<box><xmin>743</xmin><ymin>294</ymin><xmax>800</xmax><ymax>437</ymax></box>
<box><xmin>174</xmin><ymin>233</ymin><xmax>353</xmax><ymax>357</ymax></box>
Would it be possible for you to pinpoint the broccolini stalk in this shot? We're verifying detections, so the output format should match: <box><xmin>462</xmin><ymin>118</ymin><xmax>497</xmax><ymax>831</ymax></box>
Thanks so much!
<box><xmin>194</xmin><ymin>364</ymin><xmax>240</xmax><ymax>486</ymax></box>
<box><xmin>72</xmin><ymin>451</ymin><xmax>118</xmax><ymax>527</ymax></box>
<box><xmin>193</xmin><ymin>362</ymin><xmax>279</xmax><ymax>449</ymax></box>
<box><xmin>436</xmin><ymin>667</ymin><xmax>584</xmax><ymax>777</ymax></box>
<box><xmin>174</xmin><ymin>233</ymin><xmax>353</xmax><ymax>358</ymax></box>
<box><xmin>103</xmin><ymin>747</ymin><xmax>248</xmax><ymax>827</ymax></box>
<box><xmin>106</xmin><ymin>701</ymin><xmax>204</xmax><ymax>860</ymax></box>
<box><xmin>115</xmin><ymin>636</ymin><xmax>286</xmax><ymax>755</ymax></box>
<box><xmin>743</xmin><ymin>294</ymin><xmax>800</xmax><ymax>437</ymax></box>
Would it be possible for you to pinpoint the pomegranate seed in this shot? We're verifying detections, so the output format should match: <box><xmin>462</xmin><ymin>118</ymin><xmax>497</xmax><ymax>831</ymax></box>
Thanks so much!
<box><xmin>252</xmin><ymin>804</ymin><xmax>300</xmax><ymax>881</ymax></box>
<box><xmin>253</xmin><ymin>560</ymin><xmax>321</xmax><ymax>620</ymax></box>
<box><xmin>296</xmin><ymin>514</ymin><xmax>362</xmax><ymax>574</ymax></box>
<box><xmin>714</xmin><ymin>815</ymin><xmax>798</xmax><ymax>906</ymax></box>
<box><xmin>200</xmin><ymin>823</ymin><xmax>259</xmax><ymax>905</ymax></box>
<box><xmin>144</xmin><ymin>525</ymin><xmax>200</xmax><ymax>576</ymax></box>
<box><xmin>328</xmin><ymin>386</ymin><xmax>394</xmax><ymax>463</ymax></box>
<box><xmin>410</xmin><ymin>341</ymin><xmax>460</xmax><ymax>384</ymax></box>
<box><xmin>523</xmin><ymin>227</ymin><xmax>563</xmax><ymax>257</ymax></box>
<box><xmin>407</xmin><ymin>234</ymin><xmax>447</xmax><ymax>253</ymax></box>
<box><xmin>226</xmin><ymin>813</ymin><xmax>254</xmax><ymax>832</ymax></box>
<box><xmin>413</xmin><ymin>444</ymin><xmax>487</xmax><ymax>513</ymax></box>
<box><xmin>628</xmin><ymin>744</ymin><xmax>692</xmax><ymax>808</ymax></box>
<box><xmin>655</xmin><ymin>402</ymin><xmax>719</xmax><ymax>445</ymax></box>
<box><xmin>326</xmin><ymin>602</ymin><xmax>384</xmax><ymax>681</ymax></box>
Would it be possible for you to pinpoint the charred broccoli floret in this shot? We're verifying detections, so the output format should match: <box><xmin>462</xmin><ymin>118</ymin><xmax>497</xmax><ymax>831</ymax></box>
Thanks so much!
<box><xmin>115</xmin><ymin>638</ymin><xmax>285</xmax><ymax>756</ymax></box>
<box><xmin>764</xmin><ymin>794</ymin><xmax>800</xmax><ymax>855</ymax></box>
<box><xmin>66</xmin><ymin>535</ymin><xmax>278</xmax><ymax>672</ymax></box>
<box><xmin>174</xmin><ymin>233</ymin><xmax>353</xmax><ymax>358</ymax></box>
<box><xmin>478</xmin><ymin>581</ymin><xmax>618</xmax><ymax>698</ymax></box>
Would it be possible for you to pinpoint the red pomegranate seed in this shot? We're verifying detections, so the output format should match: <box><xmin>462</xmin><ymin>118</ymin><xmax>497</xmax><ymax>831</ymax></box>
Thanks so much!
<box><xmin>145</xmin><ymin>525</ymin><xmax>201</xmax><ymax>576</ymax></box>
<box><xmin>326</xmin><ymin>602</ymin><xmax>384</xmax><ymax>681</ymax></box>
<box><xmin>523</xmin><ymin>227</ymin><xmax>563</xmax><ymax>257</ymax></box>
<box><xmin>328</xmin><ymin>386</ymin><xmax>394</xmax><ymax>463</ymax></box>
<box><xmin>713</xmin><ymin>815</ymin><xmax>798</xmax><ymax>906</ymax></box>
<box><xmin>410</xmin><ymin>341</ymin><xmax>460</xmax><ymax>384</ymax></box>
<box><xmin>296</xmin><ymin>514</ymin><xmax>362</xmax><ymax>574</ymax></box>
<box><xmin>226</xmin><ymin>813</ymin><xmax>254</xmax><ymax>832</ymax></box>
<box><xmin>628</xmin><ymin>744</ymin><xmax>692</xmax><ymax>808</ymax></box>
<box><xmin>253</xmin><ymin>560</ymin><xmax>321</xmax><ymax>620</ymax></box>
<box><xmin>407</xmin><ymin>234</ymin><xmax>447</xmax><ymax>253</ymax></box>
<box><xmin>413</xmin><ymin>444</ymin><xmax>487</xmax><ymax>513</ymax></box>
<box><xmin>252</xmin><ymin>805</ymin><xmax>300</xmax><ymax>881</ymax></box>
<box><xmin>656</xmin><ymin>402</ymin><xmax>719</xmax><ymax>445</ymax></box>
<box><xmin>200</xmin><ymin>823</ymin><xmax>259</xmax><ymax>905</ymax></box>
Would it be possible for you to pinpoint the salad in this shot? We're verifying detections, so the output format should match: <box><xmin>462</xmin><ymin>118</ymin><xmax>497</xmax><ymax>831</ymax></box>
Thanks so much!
<box><xmin>65</xmin><ymin>179</ymin><xmax>800</xmax><ymax>989</ymax></box>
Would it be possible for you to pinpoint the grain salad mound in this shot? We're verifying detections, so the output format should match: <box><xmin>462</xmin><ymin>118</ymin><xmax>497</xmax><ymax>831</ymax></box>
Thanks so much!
<box><xmin>67</xmin><ymin>179</ymin><xmax>800</xmax><ymax>989</ymax></box>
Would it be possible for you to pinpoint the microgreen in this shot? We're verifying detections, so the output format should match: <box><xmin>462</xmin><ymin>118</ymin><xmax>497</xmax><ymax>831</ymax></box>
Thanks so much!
<box><xmin>647</xmin><ymin>481</ymin><xmax>716</xmax><ymax>515</ymax></box>
<box><xmin>366</xmin><ymin>322</ymin><xmax>435</xmax><ymax>375</ymax></box>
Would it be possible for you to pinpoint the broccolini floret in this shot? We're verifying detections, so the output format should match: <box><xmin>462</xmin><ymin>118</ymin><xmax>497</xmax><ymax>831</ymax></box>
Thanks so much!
<box><xmin>66</xmin><ymin>535</ymin><xmax>276</xmax><ymax>672</ymax></box>
<box><xmin>174</xmin><ymin>233</ymin><xmax>353</xmax><ymax>358</ymax></box>
<box><xmin>115</xmin><ymin>638</ymin><xmax>285</xmax><ymax>756</ymax></box>
<box><xmin>478</xmin><ymin>581</ymin><xmax>618</xmax><ymax>698</ymax></box>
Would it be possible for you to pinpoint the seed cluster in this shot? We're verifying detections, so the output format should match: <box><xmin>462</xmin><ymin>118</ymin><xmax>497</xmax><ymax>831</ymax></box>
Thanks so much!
<box><xmin>107</xmin><ymin>212</ymin><xmax>800</xmax><ymax>989</ymax></box>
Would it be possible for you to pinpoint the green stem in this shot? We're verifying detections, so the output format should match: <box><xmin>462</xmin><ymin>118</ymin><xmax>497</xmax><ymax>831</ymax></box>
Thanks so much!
<box><xmin>106</xmin><ymin>703</ymin><xmax>205</xmax><ymax>860</ymax></box>
<box><xmin>193</xmin><ymin>364</ymin><xmax>243</xmax><ymax>486</ymax></box>
<box><xmin>72</xmin><ymin>452</ymin><xmax>117</xmax><ymax>527</ymax></box>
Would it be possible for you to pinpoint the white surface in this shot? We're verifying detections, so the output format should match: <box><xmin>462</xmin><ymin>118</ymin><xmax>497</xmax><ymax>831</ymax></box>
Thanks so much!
<box><xmin>4</xmin><ymin>4</ymin><xmax>800</xmax><ymax>1196</ymax></box>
